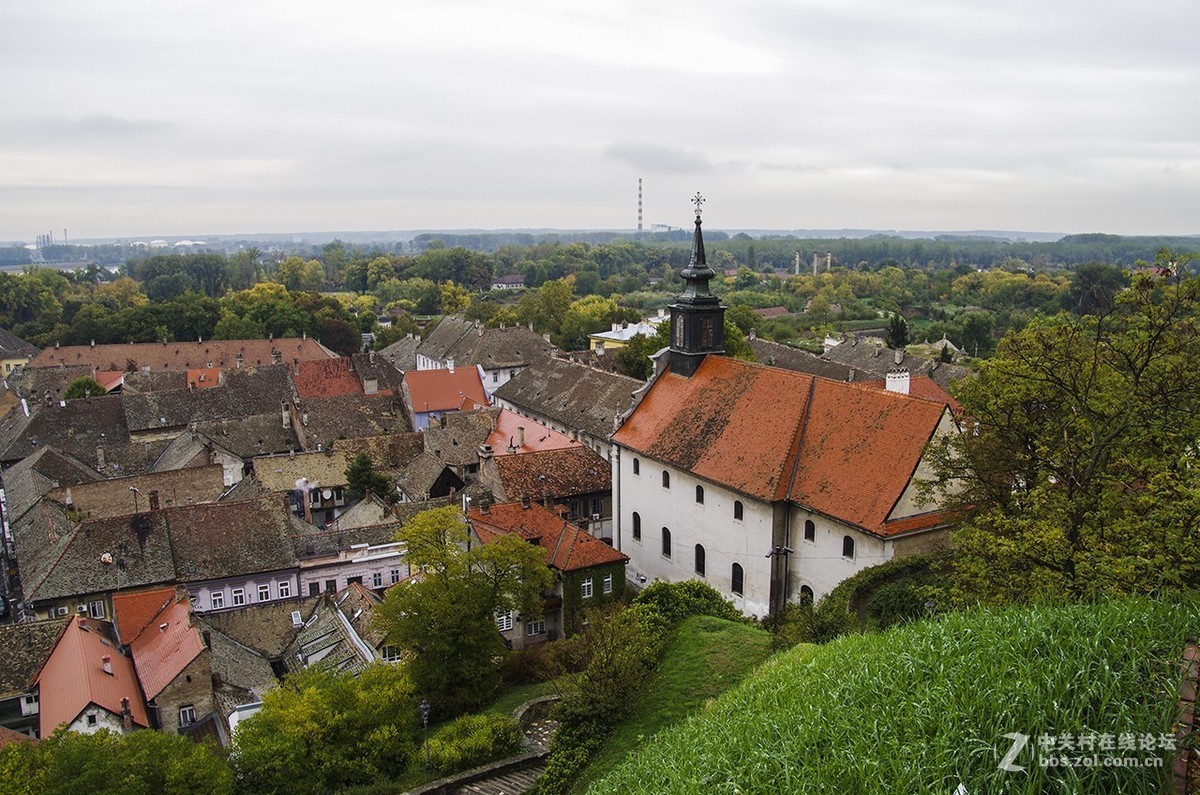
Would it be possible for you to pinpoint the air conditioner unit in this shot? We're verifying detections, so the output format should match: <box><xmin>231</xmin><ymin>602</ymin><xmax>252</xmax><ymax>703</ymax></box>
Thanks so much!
<box><xmin>56</xmin><ymin>606</ymin><xmax>69</xmax><ymax>616</ymax></box>
<box><xmin>77</xmin><ymin>604</ymin><xmax>87</xmax><ymax>613</ymax></box>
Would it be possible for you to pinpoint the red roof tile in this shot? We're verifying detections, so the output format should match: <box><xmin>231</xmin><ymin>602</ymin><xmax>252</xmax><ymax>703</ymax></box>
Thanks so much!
<box><xmin>36</xmin><ymin>616</ymin><xmax>150</xmax><ymax>733</ymax></box>
<box><xmin>27</xmin><ymin>338</ymin><xmax>334</xmax><ymax>371</ymax></box>
<box><xmin>613</xmin><ymin>357</ymin><xmax>949</xmax><ymax>537</ymax></box>
<box><xmin>293</xmin><ymin>358</ymin><xmax>365</xmax><ymax>399</ymax></box>
<box><xmin>185</xmin><ymin>368</ymin><xmax>221</xmax><ymax>389</ymax></box>
<box><xmin>404</xmin><ymin>368</ymin><xmax>489</xmax><ymax>413</ymax></box>
<box><xmin>860</xmin><ymin>374</ymin><xmax>963</xmax><ymax>414</ymax></box>
<box><xmin>487</xmin><ymin>408</ymin><xmax>580</xmax><ymax>455</ymax></box>
<box><xmin>112</xmin><ymin>586</ymin><xmax>176</xmax><ymax>644</ymax></box>
<box><xmin>0</xmin><ymin>726</ymin><xmax>33</xmax><ymax>748</ymax></box>
<box><xmin>468</xmin><ymin>502</ymin><xmax>627</xmax><ymax>572</ymax></box>
<box><xmin>128</xmin><ymin>594</ymin><xmax>206</xmax><ymax>700</ymax></box>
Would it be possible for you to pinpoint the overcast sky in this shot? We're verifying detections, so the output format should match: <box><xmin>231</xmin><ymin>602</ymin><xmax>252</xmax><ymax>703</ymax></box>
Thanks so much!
<box><xmin>2</xmin><ymin>0</ymin><xmax>1197</xmax><ymax>241</ymax></box>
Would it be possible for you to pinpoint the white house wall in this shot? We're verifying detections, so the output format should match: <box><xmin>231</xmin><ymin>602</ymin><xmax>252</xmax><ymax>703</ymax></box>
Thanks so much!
<box><xmin>188</xmin><ymin>572</ymin><xmax>299</xmax><ymax>613</ymax></box>
<box><xmin>786</xmin><ymin>506</ymin><xmax>890</xmax><ymax>603</ymax></box>
<box><xmin>616</xmin><ymin>449</ymin><xmax>775</xmax><ymax>618</ymax></box>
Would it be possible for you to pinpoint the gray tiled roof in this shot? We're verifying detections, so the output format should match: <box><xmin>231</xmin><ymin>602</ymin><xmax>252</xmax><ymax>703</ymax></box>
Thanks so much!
<box><xmin>1</xmin><ymin>446</ymin><xmax>102</xmax><ymax>524</ymax></box>
<box><xmin>422</xmin><ymin>409</ymin><xmax>496</xmax><ymax>467</ymax></box>
<box><xmin>195</xmin><ymin>414</ymin><xmax>300</xmax><ymax>459</ymax></box>
<box><xmin>297</xmin><ymin>394</ymin><xmax>413</xmax><ymax>449</ymax></box>
<box><xmin>492</xmin><ymin>358</ymin><xmax>639</xmax><ymax>439</ymax></box>
<box><xmin>122</xmin><ymin>365</ymin><xmax>296</xmax><ymax>433</ymax></box>
<box><xmin>0</xmin><ymin>327</ymin><xmax>37</xmax><ymax>357</ymax></box>
<box><xmin>0</xmin><ymin>617</ymin><xmax>69</xmax><ymax>698</ymax></box>
<box><xmin>821</xmin><ymin>337</ymin><xmax>973</xmax><ymax>390</ymax></box>
<box><xmin>748</xmin><ymin>338</ymin><xmax>855</xmax><ymax>381</ymax></box>
<box><xmin>419</xmin><ymin>317</ymin><xmax>555</xmax><ymax>369</ymax></box>
<box><xmin>377</xmin><ymin>336</ymin><xmax>420</xmax><ymax>371</ymax></box>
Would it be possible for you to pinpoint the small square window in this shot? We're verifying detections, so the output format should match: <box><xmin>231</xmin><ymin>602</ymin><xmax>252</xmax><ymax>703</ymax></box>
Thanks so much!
<box><xmin>88</xmin><ymin>600</ymin><xmax>106</xmax><ymax>620</ymax></box>
<box><xmin>382</xmin><ymin>645</ymin><xmax>402</xmax><ymax>662</ymax></box>
<box><xmin>603</xmin><ymin>574</ymin><xmax>613</xmax><ymax>594</ymax></box>
<box><xmin>496</xmin><ymin>610</ymin><xmax>514</xmax><ymax>632</ymax></box>
<box><xmin>372</xmin><ymin>572</ymin><xmax>383</xmax><ymax>588</ymax></box>
<box><xmin>179</xmin><ymin>705</ymin><xmax>197</xmax><ymax>726</ymax></box>
<box><xmin>581</xmin><ymin>578</ymin><xmax>594</xmax><ymax>599</ymax></box>
<box><xmin>231</xmin><ymin>588</ymin><xmax>246</xmax><ymax>606</ymax></box>
<box><xmin>86</xmin><ymin>713</ymin><xmax>98</xmax><ymax>726</ymax></box>
<box><xmin>210</xmin><ymin>592</ymin><xmax>225</xmax><ymax>609</ymax></box>
<box><xmin>278</xmin><ymin>581</ymin><xmax>291</xmax><ymax>599</ymax></box>
<box><xmin>526</xmin><ymin>619</ymin><xmax>546</xmax><ymax>636</ymax></box>
<box><xmin>257</xmin><ymin>584</ymin><xmax>270</xmax><ymax>602</ymax></box>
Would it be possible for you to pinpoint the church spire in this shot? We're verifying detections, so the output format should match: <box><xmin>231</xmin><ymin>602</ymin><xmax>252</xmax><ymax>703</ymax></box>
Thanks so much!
<box><xmin>667</xmin><ymin>193</ymin><xmax>725</xmax><ymax>377</ymax></box>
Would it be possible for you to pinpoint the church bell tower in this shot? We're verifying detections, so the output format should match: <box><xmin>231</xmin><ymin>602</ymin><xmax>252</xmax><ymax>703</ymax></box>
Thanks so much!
<box><xmin>668</xmin><ymin>193</ymin><xmax>725</xmax><ymax>377</ymax></box>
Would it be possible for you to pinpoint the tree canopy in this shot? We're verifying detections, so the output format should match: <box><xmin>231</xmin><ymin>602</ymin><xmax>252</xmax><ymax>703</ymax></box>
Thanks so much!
<box><xmin>927</xmin><ymin>251</ymin><xmax>1200</xmax><ymax>603</ymax></box>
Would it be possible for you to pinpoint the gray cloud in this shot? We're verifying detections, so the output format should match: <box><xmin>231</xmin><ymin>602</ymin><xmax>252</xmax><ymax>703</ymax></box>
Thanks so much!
<box><xmin>604</xmin><ymin>142</ymin><xmax>713</xmax><ymax>174</ymax></box>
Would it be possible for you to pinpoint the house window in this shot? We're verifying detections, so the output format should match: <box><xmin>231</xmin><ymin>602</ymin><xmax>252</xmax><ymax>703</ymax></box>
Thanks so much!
<box><xmin>731</xmin><ymin>563</ymin><xmax>744</xmax><ymax>596</ymax></box>
<box><xmin>695</xmin><ymin>485</ymin><xmax>704</xmax><ymax>504</ymax></box>
<box><xmin>20</xmin><ymin>694</ymin><xmax>38</xmax><ymax>716</ymax></box>
<box><xmin>662</xmin><ymin>528</ymin><xmax>672</xmax><ymax>558</ymax></box>
<box><xmin>632</xmin><ymin>512</ymin><xmax>641</xmax><ymax>541</ymax></box>
<box><xmin>492</xmin><ymin>371</ymin><xmax>499</xmax><ymax>383</ymax></box>
<box><xmin>526</xmin><ymin>619</ymin><xmax>546</xmax><ymax>636</ymax></box>
<box><xmin>603</xmin><ymin>573</ymin><xmax>613</xmax><ymax>594</ymax></box>
<box><xmin>308</xmin><ymin>582</ymin><xmax>320</xmax><ymax>597</ymax></box>
<box><xmin>632</xmin><ymin>458</ymin><xmax>640</xmax><ymax>475</ymax></box>
<box><xmin>582</xmin><ymin>578</ymin><xmax>594</xmax><ymax>599</ymax></box>
<box><xmin>800</xmin><ymin>585</ymin><xmax>814</xmax><ymax>605</ymax></box>
<box><xmin>694</xmin><ymin>544</ymin><xmax>706</xmax><ymax>577</ymax></box>
<box><xmin>496</xmin><ymin>610</ymin><xmax>514</xmax><ymax>632</ymax></box>
<box><xmin>390</xmin><ymin>569</ymin><xmax>401</xmax><ymax>584</ymax></box>
<box><xmin>211</xmin><ymin>591</ymin><xmax>225</xmax><ymax>609</ymax></box>
<box><xmin>842</xmin><ymin>535</ymin><xmax>855</xmax><ymax>559</ymax></box>
<box><xmin>733</xmin><ymin>500</ymin><xmax>743</xmax><ymax>521</ymax></box>
<box><xmin>591</xmin><ymin>496</ymin><xmax>603</xmax><ymax>517</ymax></box>
<box><xmin>179</xmin><ymin>704</ymin><xmax>197</xmax><ymax>726</ymax></box>
<box><xmin>805</xmin><ymin>520</ymin><xmax>816</xmax><ymax>542</ymax></box>
<box><xmin>86</xmin><ymin>713</ymin><xmax>98</xmax><ymax>727</ymax></box>
<box><xmin>231</xmin><ymin>588</ymin><xmax>246</xmax><ymax>606</ymax></box>
<box><xmin>278</xmin><ymin>581</ymin><xmax>291</xmax><ymax>599</ymax></box>
<box><xmin>372</xmin><ymin>572</ymin><xmax>383</xmax><ymax>588</ymax></box>
<box><xmin>257</xmin><ymin>584</ymin><xmax>270</xmax><ymax>602</ymax></box>
<box><xmin>325</xmin><ymin>579</ymin><xmax>337</xmax><ymax>593</ymax></box>
<box><xmin>662</xmin><ymin>471</ymin><xmax>670</xmax><ymax>488</ymax></box>
<box><xmin>88</xmin><ymin>600</ymin><xmax>106</xmax><ymax>619</ymax></box>
<box><xmin>382</xmin><ymin>645</ymin><xmax>402</xmax><ymax>662</ymax></box>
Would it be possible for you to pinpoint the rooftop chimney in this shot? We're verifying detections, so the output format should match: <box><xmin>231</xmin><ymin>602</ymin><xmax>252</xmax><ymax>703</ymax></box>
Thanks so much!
<box><xmin>893</xmin><ymin>348</ymin><xmax>904</xmax><ymax>365</ymax></box>
<box><xmin>121</xmin><ymin>697</ymin><xmax>132</xmax><ymax>733</ymax></box>
<box><xmin>885</xmin><ymin>368</ymin><xmax>911</xmax><ymax>396</ymax></box>
<box><xmin>102</xmin><ymin>655</ymin><xmax>113</xmax><ymax>675</ymax></box>
<box><xmin>446</xmin><ymin>358</ymin><xmax>455</xmax><ymax>374</ymax></box>
<box><xmin>521</xmin><ymin>494</ymin><xmax>531</xmax><ymax>509</ymax></box>
<box><xmin>516</xmin><ymin>426</ymin><xmax>525</xmax><ymax>448</ymax></box>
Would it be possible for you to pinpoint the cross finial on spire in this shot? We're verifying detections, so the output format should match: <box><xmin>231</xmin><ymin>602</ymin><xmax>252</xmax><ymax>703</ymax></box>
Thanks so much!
<box><xmin>692</xmin><ymin>192</ymin><xmax>705</xmax><ymax>219</ymax></box>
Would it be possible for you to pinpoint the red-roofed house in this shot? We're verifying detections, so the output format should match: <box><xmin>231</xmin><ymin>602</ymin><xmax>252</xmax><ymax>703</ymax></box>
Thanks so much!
<box><xmin>35</xmin><ymin>616</ymin><xmax>150</xmax><ymax>736</ymax></box>
<box><xmin>113</xmin><ymin>587</ymin><xmax>177</xmax><ymax>645</ymax></box>
<box><xmin>402</xmin><ymin>365</ymin><xmax>490</xmax><ymax>430</ymax></box>
<box><xmin>126</xmin><ymin>592</ymin><xmax>213</xmax><ymax>734</ymax></box>
<box><xmin>486</xmin><ymin>408</ymin><xmax>580</xmax><ymax>455</ymax></box>
<box><xmin>293</xmin><ymin>358</ymin><xmax>365</xmax><ymax>399</ymax></box>
<box><xmin>610</xmin><ymin>209</ymin><xmax>959</xmax><ymax>618</ymax></box>
<box><xmin>468</xmin><ymin>501</ymin><xmax>628</xmax><ymax>644</ymax></box>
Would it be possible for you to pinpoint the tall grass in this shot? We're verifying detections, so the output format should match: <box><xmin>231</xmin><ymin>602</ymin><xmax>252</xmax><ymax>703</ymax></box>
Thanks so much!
<box><xmin>589</xmin><ymin>597</ymin><xmax>1194</xmax><ymax>794</ymax></box>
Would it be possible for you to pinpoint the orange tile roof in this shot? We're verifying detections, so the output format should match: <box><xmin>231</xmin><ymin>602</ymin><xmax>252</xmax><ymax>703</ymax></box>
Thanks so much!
<box><xmin>36</xmin><ymin>616</ymin><xmax>149</xmax><ymax>734</ymax></box>
<box><xmin>404</xmin><ymin>368</ymin><xmax>489</xmax><ymax>413</ymax></box>
<box><xmin>613</xmin><ymin>356</ymin><xmax>949</xmax><ymax>537</ymax></box>
<box><xmin>859</xmin><ymin>374</ymin><xmax>963</xmax><ymax>414</ymax></box>
<box><xmin>94</xmin><ymin>371</ymin><xmax>125</xmax><ymax>392</ymax></box>
<box><xmin>27</xmin><ymin>338</ymin><xmax>334</xmax><ymax>371</ymax></box>
<box><xmin>0</xmin><ymin>726</ymin><xmax>34</xmax><ymax>748</ymax></box>
<box><xmin>293</xmin><ymin>358</ymin><xmax>365</xmax><ymax>399</ymax></box>
<box><xmin>128</xmin><ymin>594</ymin><xmax>206</xmax><ymax>701</ymax></box>
<box><xmin>468</xmin><ymin>502</ymin><xmax>627</xmax><ymax>572</ymax></box>
<box><xmin>185</xmin><ymin>368</ymin><xmax>221</xmax><ymax>389</ymax></box>
<box><xmin>487</xmin><ymin>408</ymin><xmax>580</xmax><ymax>455</ymax></box>
<box><xmin>112</xmin><ymin>586</ymin><xmax>177</xmax><ymax>644</ymax></box>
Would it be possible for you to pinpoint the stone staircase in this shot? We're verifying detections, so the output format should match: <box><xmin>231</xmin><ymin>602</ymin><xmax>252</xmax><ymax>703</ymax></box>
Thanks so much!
<box><xmin>452</xmin><ymin>762</ymin><xmax>545</xmax><ymax>794</ymax></box>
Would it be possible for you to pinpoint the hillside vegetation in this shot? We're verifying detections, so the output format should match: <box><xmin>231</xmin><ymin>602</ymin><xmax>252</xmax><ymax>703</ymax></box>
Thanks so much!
<box><xmin>590</xmin><ymin>598</ymin><xmax>1194</xmax><ymax>794</ymax></box>
<box><xmin>568</xmin><ymin>614</ymin><xmax>775</xmax><ymax>793</ymax></box>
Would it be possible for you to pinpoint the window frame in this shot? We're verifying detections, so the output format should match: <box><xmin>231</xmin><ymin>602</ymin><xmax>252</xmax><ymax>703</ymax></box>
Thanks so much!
<box><xmin>210</xmin><ymin>591</ymin><xmax>225</xmax><ymax>610</ymax></box>
<box><xmin>526</xmin><ymin>619</ymin><xmax>546</xmax><ymax>636</ymax></box>
<box><xmin>231</xmin><ymin>587</ymin><xmax>246</xmax><ymax>607</ymax></box>
<box><xmin>495</xmin><ymin>610</ymin><xmax>514</xmax><ymax>632</ymax></box>
<box><xmin>178</xmin><ymin>704</ymin><xmax>197</xmax><ymax>726</ymax></box>
<box><xmin>804</xmin><ymin>519</ymin><xmax>816</xmax><ymax>542</ymax></box>
<box><xmin>731</xmin><ymin>563</ymin><xmax>744</xmax><ymax>596</ymax></box>
<box><xmin>581</xmin><ymin>577</ymin><xmax>594</xmax><ymax>599</ymax></box>
<box><xmin>694</xmin><ymin>544</ymin><xmax>706</xmax><ymax>577</ymax></box>
<box><xmin>662</xmin><ymin>470</ymin><xmax>670</xmax><ymax>489</ymax></box>
<box><xmin>603</xmin><ymin>573</ymin><xmax>613</xmax><ymax>594</ymax></box>
<box><xmin>695</xmin><ymin>484</ymin><xmax>704</xmax><ymax>504</ymax></box>
<box><xmin>733</xmin><ymin>500</ymin><xmax>743</xmax><ymax>521</ymax></box>
<box><xmin>632</xmin><ymin>511</ymin><xmax>641</xmax><ymax>541</ymax></box>
<box><xmin>662</xmin><ymin>527</ymin><xmax>672</xmax><ymax>558</ymax></box>
<box><xmin>278</xmin><ymin>581</ymin><xmax>291</xmax><ymax>599</ymax></box>
<box><xmin>842</xmin><ymin>535</ymin><xmax>856</xmax><ymax>559</ymax></box>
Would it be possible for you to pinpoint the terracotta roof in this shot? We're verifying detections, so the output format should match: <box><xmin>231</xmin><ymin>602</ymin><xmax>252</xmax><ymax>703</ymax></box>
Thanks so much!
<box><xmin>0</xmin><ymin>726</ymin><xmax>34</xmax><ymax>748</ymax></box>
<box><xmin>95</xmin><ymin>371</ymin><xmax>126</xmax><ymax>392</ymax></box>
<box><xmin>293</xmin><ymin>358</ymin><xmax>364</xmax><ymax>399</ymax></box>
<box><xmin>403</xmin><ymin>367</ymin><xmax>489</xmax><ymax>414</ymax></box>
<box><xmin>493</xmin><ymin>358</ymin><xmax>639</xmax><ymax>440</ymax></box>
<box><xmin>253</xmin><ymin>449</ymin><xmax>353</xmax><ymax>493</ymax></box>
<box><xmin>27</xmin><ymin>338</ymin><xmax>334</xmax><ymax>371</ymax></box>
<box><xmin>468</xmin><ymin>502</ymin><xmax>626</xmax><ymax>572</ymax></box>
<box><xmin>128</xmin><ymin>593</ymin><xmax>206</xmax><ymax>700</ymax></box>
<box><xmin>487</xmin><ymin>408</ymin><xmax>579</xmax><ymax>454</ymax></box>
<box><xmin>859</xmin><ymin>374</ymin><xmax>963</xmax><ymax>415</ymax></box>
<box><xmin>36</xmin><ymin>616</ymin><xmax>150</xmax><ymax>733</ymax></box>
<box><xmin>490</xmin><ymin>446</ymin><xmax>611</xmax><ymax>501</ymax></box>
<box><xmin>112</xmin><ymin>586</ymin><xmax>176</xmax><ymax>644</ymax></box>
<box><xmin>612</xmin><ymin>356</ymin><xmax>949</xmax><ymax>537</ymax></box>
<box><xmin>752</xmin><ymin>306</ymin><xmax>790</xmax><ymax>318</ymax></box>
<box><xmin>185</xmin><ymin>368</ymin><xmax>220</xmax><ymax>389</ymax></box>
<box><xmin>0</xmin><ymin>617</ymin><xmax>70</xmax><ymax>699</ymax></box>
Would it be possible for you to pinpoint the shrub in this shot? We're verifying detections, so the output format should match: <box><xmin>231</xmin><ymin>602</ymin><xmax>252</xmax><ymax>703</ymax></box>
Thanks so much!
<box><xmin>426</xmin><ymin>713</ymin><xmax>522</xmax><ymax>776</ymax></box>
<box><xmin>629</xmin><ymin>580</ymin><xmax>745</xmax><ymax>627</ymax></box>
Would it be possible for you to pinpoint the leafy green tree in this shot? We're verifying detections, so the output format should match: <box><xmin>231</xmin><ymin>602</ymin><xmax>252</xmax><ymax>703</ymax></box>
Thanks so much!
<box><xmin>345</xmin><ymin>452</ymin><xmax>393</xmax><ymax>501</ymax></box>
<box><xmin>884</xmin><ymin>313</ymin><xmax>910</xmax><ymax>349</ymax></box>
<box><xmin>63</xmin><ymin>376</ymin><xmax>105</xmax><ymax>399</ymax></box>
<box><xmin>275</xmin><ymin>256</ymin><xmax>324</xmax><ymax>292</ymax></box>
<box><xmin>558</xmin><ymin>295</ymin><xmax>639</xmax><ymax>350</ymax></box>
<box><xmin>232</xmin><ymin>664</ymin><xmax>418</xmax><ymax>795</ymax></box>
<box><xmin>226</xmin><ymin>248</ymin><xmax>261</xmax><ymax>291</ymax></box>
<box><xmin>0</xmin><ymin>728</ymin><xmax>232</xmax><ymax>795</ymax></box>
<box><xmin>438</xmin><ymin>281</ymin><xmax>471</xmax><ymax>314</ymax></box>
<box><xmin>515</xmin><ymin>276</ymin><xmax>574</xmax><ymax>336</ymax></box>
<box><xmin>927</xmin><ymin>252</ymin><xmax>1200</xmax><ymax>603</ymax></box>
<box><xmin>374</xmin><ymin>505</ymin><xmax>553</xmax><ymax>713</ymax></box>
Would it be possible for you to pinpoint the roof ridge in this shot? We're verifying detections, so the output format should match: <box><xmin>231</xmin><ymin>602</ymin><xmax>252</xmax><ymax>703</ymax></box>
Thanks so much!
<box><xmin>781</xmin><ymin>376</ymin><xmax>817</xmax><ymax>503</ymax></box>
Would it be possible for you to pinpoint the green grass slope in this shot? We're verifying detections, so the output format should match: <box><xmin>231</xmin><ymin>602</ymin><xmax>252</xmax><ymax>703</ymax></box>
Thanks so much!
<box><xmin>570</xmin><ymin>614</ymin><xmax>775</xmax><ymax>793</ymax></box>
<box><xmin>589</xmin><ymin>598</ymin><xmax>1195</xmax><ymax>794</ymax></box>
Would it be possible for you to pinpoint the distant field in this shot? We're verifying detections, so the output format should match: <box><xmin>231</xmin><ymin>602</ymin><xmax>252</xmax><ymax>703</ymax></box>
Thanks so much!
<box><xmin>590</xmin><ymin>598</ymin><xmax>1195</xmax><ymax>794</ymax></box>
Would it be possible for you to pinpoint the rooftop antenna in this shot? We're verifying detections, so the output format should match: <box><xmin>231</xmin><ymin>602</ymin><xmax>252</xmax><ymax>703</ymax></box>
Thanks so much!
<box><xmin>637</xmin><ymin>178</ymin><xmax>643</xmax><ymax>232</ymax></box>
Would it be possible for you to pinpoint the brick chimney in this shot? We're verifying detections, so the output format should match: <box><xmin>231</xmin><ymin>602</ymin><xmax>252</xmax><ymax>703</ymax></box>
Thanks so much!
<box><xmin>516</xmin><ymin>426</ymin><xmax>525</xmax><ymax>448</ymax></box>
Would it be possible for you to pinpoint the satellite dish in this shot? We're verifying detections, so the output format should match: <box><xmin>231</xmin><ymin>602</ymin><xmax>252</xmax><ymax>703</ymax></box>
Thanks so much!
<box><xmin>322</xmin><ymin>489</ymin><xmax>333</xmax><ymax>500</ymax></box>
<box><xmin>100</xmin><ymin>552</ymin><xmax>114</xmax><ymax>565</ymax></box>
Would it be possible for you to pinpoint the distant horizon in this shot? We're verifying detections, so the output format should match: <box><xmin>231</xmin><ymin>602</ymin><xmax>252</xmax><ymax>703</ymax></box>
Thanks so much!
<box><xmin>11</xmin><ymin>225</ymin><xmax>1200</xmax><ymax>250</ymax></box>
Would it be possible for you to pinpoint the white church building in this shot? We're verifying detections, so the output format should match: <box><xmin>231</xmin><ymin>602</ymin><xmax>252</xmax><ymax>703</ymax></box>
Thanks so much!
<box><xmin>610</xmin><ymin>199</ymin><xmax>959</xmax><ymax>618</ymax></box>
